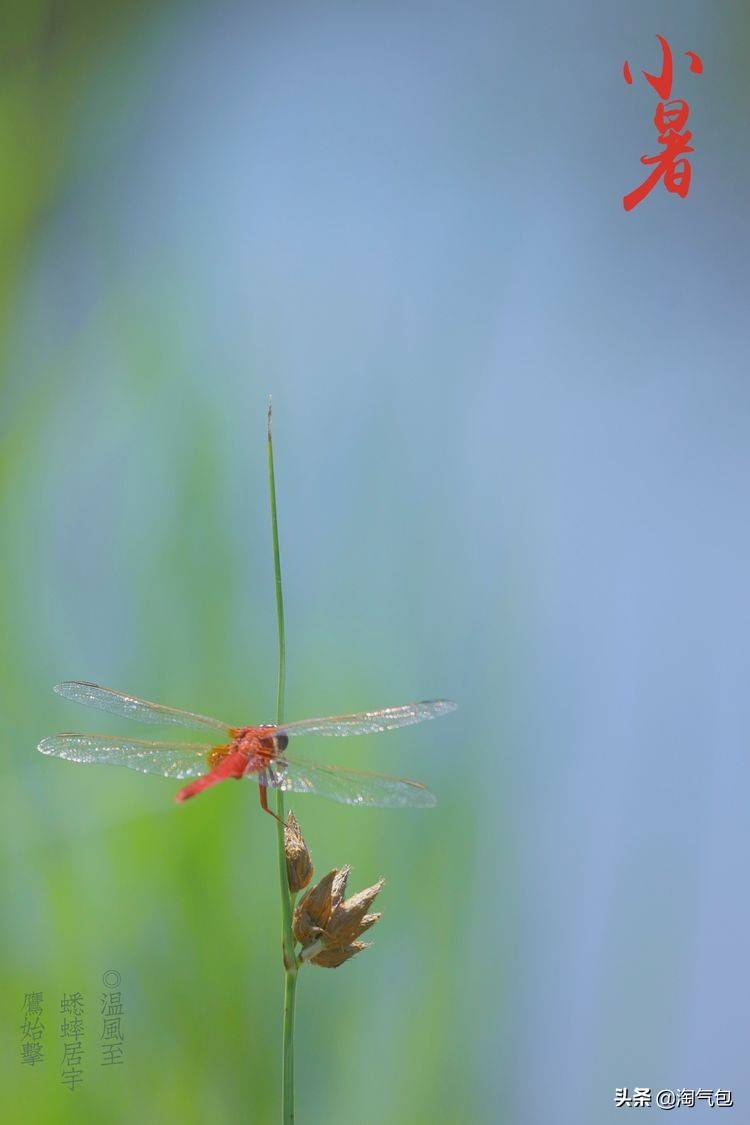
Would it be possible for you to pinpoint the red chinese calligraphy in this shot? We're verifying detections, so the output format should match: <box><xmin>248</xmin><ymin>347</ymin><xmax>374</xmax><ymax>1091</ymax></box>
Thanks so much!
<box><xmin>622</xmin><ymin>36</ymin><xmax>703</xmax><ymax>211</ymax></box>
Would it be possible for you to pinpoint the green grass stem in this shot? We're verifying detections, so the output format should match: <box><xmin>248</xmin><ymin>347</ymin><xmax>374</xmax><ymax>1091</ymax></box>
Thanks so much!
<box><xmin>267</xmin><ymin>398</ymin><xmax>298</xmax><ymax>1123</ymax></box>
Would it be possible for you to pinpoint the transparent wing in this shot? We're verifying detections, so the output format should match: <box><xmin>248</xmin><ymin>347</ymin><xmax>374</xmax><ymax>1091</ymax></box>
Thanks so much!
<box><xmin>53</xmin><ymin>681</ymin><xmax>231</xmax><ymax>733</ymax></box>
<box><xmin>276</xmin><ymin>699</ymin><xmax>457</xmax><ymax>739</ymax></box>
<box><xmin>261</xmin><ymin>755</ymin><xmax>437</xmax><ymax>808</ymax></box>
<box><xmin>37</xmin><ymin>735</ymin><xmax>211</xmax><ymax>780</ymax></box>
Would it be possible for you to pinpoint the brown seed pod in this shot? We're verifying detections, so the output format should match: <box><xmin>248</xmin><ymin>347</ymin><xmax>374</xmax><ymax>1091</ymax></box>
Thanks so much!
<box><xmin>323</xmin><ymin>879</ymin><xmax>385</xmax><ymax>948</ymax></box>
<box><xmin>309</xmin><ymin>941</ymin><xmax>371</xmax><ymax>969</ymax></box>
<box><xmin>295</xmin><ymin>867</ymin><xmax>385</xmax><ymax>968</ymax></box>
<box><xmin>293</xmin><ymin>868</ymin><xmax>338</xmax><ymax>945</ymax></box>
<box><xmin>283</xmin><ymin>811</ymin><xmax>313</xmax><ymax>893</ymax></box>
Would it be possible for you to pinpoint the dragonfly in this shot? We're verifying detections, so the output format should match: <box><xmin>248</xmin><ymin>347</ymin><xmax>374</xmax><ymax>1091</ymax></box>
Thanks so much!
<box><xmin>38</xmin><ymin>681</ymin><xmax>457</xmax><ymax>814</ymax></box>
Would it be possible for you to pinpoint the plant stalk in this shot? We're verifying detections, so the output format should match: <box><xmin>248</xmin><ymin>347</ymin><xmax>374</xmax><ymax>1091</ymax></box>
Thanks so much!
<box><xmin>267</xmin><ymin>398</ymin><xmax>298</xmax><ymax>1123</ymax></box>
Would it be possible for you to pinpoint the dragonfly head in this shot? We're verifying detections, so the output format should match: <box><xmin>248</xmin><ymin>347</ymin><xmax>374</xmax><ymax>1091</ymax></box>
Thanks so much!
<box><xmin>253</xmin><ymin>724</ymin><xmax>288</xmax><ymax>755</ymax></box>
<box><xmin>250</xmin><ymin>726</ymin><xmax>288</xmax><ymax>759</ymax></box>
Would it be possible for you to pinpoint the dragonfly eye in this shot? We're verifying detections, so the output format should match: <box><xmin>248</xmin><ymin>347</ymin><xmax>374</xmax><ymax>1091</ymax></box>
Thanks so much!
<box><xmin>276</xmin><ymin>733</ymin><xmax>289</xmax><ymax>753</ymax></box>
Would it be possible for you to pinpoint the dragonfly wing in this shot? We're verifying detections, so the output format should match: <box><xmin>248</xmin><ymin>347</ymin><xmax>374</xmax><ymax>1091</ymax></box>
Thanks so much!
<box><xmin>261</xmin><ymin>755</ymin><xmax>437</xmax><ymax>808</ymax></box>
<box><xmin>276</xmin><ymin>699</ymin><xmax>457</xmax><ymax>739</ymax></box>
<box><xmin>53</xmin><ymin>682</ymin><xmax>231</xmax><ymax>733</ymax></box>
<box><xmin>37</xmin><ymin>735</ymin><xmax>211</xmax><ymax>780</ymax></box>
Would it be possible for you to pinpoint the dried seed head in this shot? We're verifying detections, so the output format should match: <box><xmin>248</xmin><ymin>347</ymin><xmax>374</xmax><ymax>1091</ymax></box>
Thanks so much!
<box><xmin>293</xmin><ymin>868</ymin><xmax>338</xmax><ymax>945</ymax></box>
<box><xmin>310</xmin><ymin>941</ymin><xmax>371</xmax><ymax>969</ymax></box>
<box><xmin>330</xmin><ymin>864</ymin><xmax>351</xmax><ymax>910</ymax></box>
<box><xmin>323</xmin><ymin>879</ymin><xmax>385</xmax><ymax>948</ymax></box>
<box><xmin>284</xmin><ymin>811</ymin><xmax>313</xmax><ymax>893</ymax></box>
<box><xmin>295</xmin><ymin>867</ymin><xmax>384</xmax><ymax>967</ymax></box>
<box><xmin>356</xmin><ymin>912</ymin><xmax>381</xmax><ymax>937</ymax></box>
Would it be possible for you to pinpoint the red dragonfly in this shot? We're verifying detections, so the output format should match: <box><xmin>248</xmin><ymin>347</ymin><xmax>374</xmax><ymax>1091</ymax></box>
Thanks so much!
<box><xmin>38</xmin><ymin>682</ymin><xmax>456</xmax><ymax>813</ymax></box>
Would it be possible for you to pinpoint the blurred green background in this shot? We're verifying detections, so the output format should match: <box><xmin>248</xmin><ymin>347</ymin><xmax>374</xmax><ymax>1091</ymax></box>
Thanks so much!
<box><xmin>3</xmin><ymin>2</ymin><xmax>750</xmax><ymax>1123</ymax></box>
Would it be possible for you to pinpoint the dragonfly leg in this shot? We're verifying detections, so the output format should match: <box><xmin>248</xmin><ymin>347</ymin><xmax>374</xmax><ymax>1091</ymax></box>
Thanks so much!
<box><xmin>258</xmin><ymin>781</ymin><xmax>284</xmax><ymax>823</ymax></box>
